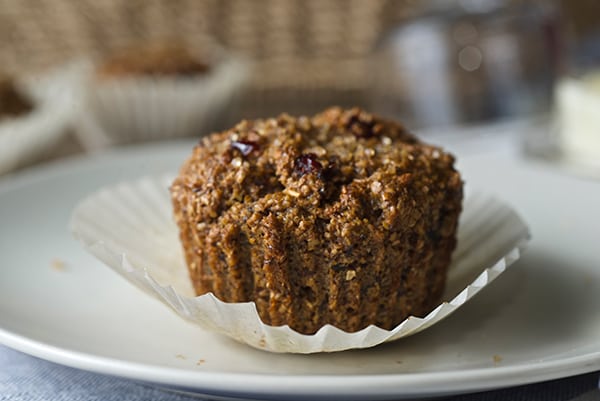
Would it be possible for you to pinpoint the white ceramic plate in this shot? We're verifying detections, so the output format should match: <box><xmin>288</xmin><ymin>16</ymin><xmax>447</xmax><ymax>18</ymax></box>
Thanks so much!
<box><xmin>0</xmin><ymin>139</ymin><xmax>599</xmax><ymax>400</ymax></box>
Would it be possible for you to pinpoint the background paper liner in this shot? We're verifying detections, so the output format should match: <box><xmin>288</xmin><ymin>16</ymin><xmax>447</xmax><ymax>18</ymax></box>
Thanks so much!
<box><xmin>70</xmin><ymin>175</ymin><xmax>530</xmax><ymax>354</ymax></box>
<box><xmin>77</xmin><ymin>55</ymin><xmax>249</xmax><ymax>150</ymax></box>
<box><xmin>0</xmin><ymin>66</ymin><xmax>76</xmax><ymax>174</ymax></box>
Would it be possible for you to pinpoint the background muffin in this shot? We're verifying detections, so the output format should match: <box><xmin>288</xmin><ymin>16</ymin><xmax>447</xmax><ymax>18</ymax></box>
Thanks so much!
<box><xmin>0</xmin><ymin>75</ymin><xmax>33</xmax><ymax>119</ymax></box>
<box><xmin>171</xmin><ymin>107</ymin><xmax>463</xmax><ymax>335</ymax></box>
<box><xmin>0</xmin><ymin>69</ymin><xmax>74</xmax><ymax>175</ymax></box>
<box><xmin>78</xmin><ymin>40</ymin><xmax>248</xmax><ymax>149</ymax></box>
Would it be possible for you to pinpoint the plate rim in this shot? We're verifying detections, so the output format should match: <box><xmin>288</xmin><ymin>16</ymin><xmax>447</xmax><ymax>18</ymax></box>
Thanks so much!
<box><xmin>1</xmin><ymin>326</ymin><xmax>599</xmax><ymax>399</ymax></box>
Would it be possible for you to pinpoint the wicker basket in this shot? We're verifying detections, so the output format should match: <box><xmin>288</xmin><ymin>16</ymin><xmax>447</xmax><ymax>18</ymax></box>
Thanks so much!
<box><xmin>0</xmin><ymin>0</ymin><xmax>419</xmax><ymax>118</ymax></box>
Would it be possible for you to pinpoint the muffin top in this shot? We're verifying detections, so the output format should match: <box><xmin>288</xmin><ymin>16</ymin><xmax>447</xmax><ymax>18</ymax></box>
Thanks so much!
<box><xmin>172</xmin><ymin>107</ymin><xmax>461</xmax><ymax>227</ymax></box>
<box><xmin>96</xmin><ymin>42</ymin><xmax>210</xmax><ymax>79</ymax></box>
<box><xmin>0</xmin><ymin>75</ymin><xmax>32</xmax><ymax>119</ymax></box>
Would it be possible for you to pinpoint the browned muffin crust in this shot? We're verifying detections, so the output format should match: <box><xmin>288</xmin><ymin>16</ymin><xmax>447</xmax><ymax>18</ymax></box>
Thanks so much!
<box><xmin>171</xmin><ymin>107</ymin><xmax>463</xmax><ymax>334</ymax></box>
<box><xmin>96</xmin><ymin>43</ymin><xmax>210</xmax><ymax>78</ymax></box>
<box><xmin>0</xmin><ymin>76</ymin><xmax>32</xmax><ymax>119</ymax></box>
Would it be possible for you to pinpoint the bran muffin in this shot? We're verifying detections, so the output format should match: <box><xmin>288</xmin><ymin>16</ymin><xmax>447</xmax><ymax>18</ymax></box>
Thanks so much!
<box><xmin>171</xmin><ymin>107</ymin><xmax>463</xmax><ymax>335</ymax></box>
<box><xmin>0</xmin><ymin>75</ymin><xmax>32</xmax><ymax>119</ymax></box>
<box><xmin>82</xmin><ymin>41</ymin><xmax>247</xmax><ymax>146</ymax></box>
<box><xmin>96</xmin><ymin>42</ymin><xmax>210</xmax><ymax>79</ymax></box>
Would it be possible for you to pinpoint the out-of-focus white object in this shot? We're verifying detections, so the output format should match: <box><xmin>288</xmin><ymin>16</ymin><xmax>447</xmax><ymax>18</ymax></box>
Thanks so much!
<box><xmin>556</xmin><ymin>71</ymin><xmax>600</xmax><ymax>168</ymax></box>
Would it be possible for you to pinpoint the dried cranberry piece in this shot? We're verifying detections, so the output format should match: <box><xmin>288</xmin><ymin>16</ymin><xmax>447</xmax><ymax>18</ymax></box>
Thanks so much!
<box><xmin>231</xmin><ymin>140</ymin><xmax>259</xmax><ymax>156</ymax></box>
<box><xmin>294</xmin><ymin>153</ymin><xmax>322</xmax><ymax>176</ymax></box>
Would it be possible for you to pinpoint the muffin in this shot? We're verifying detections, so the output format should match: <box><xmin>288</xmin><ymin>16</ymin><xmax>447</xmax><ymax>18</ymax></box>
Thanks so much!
<box><xmin>170</xmin><ymin>107</ymin><xmax>463</xmax><ymax>335</ymax></box>
<box><xmin>95</xmin><ymin>42</ymin><xmax>210</xmax><ymax>79</ymax></box>
<box><xmin>0</xmin><ymin>70</ymin><xmax>73</xmax><ymax>175</ymax></box>
<box><xmin>0</xmin><ymin>75</ymin><xmax>33</xmax><ymax>119</ymax></box>
<box><xmin>79</xmin><ymin>40</ymin><xmax>248</xmax><ymax>148</ymax></box>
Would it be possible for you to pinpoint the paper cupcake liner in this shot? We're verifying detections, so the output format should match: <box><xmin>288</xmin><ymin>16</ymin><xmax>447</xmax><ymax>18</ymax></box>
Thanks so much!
<box><xmin>77</xmin><ymin>55</ymin><xmax>249</xmax><ymax>150</ymax></box>
<box><xmin>0</xmin><ymin>67</ymin><xmax>76</xmax><ymax>174</ymax></box>
<box><xmin>70</xmin><ymin>175</ymin><xmax>530</xmax><ymax>353</ymax></box>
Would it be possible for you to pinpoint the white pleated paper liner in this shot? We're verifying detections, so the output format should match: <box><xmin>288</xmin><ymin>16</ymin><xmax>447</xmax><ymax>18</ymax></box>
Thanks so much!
<box><xmin>0</xmin><ymin>67</ymin><xmax>76</xmax><ymax>174</ymax></box>
<box><xmin>70</xmin><ymin>175</ymin><xmax>530</xmax><ymax>354</ymax></box>
<box><xmin>77</xmin><ymin>54</ymin><xmax>250</xmax><ymax>150</ymax></box>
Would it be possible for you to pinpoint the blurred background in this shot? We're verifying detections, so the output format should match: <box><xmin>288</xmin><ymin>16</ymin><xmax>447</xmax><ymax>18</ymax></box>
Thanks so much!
<box><xmin>0</xmin><ymin>0</ymin><xmax>599</xmax><ymax>172</ymax></box>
